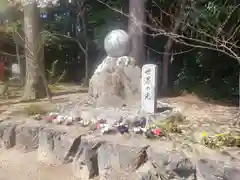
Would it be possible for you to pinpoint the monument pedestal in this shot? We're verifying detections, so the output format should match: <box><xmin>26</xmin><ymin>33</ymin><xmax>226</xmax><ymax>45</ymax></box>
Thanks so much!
<box><xmin>88</xmin><ymin>30</ymin><xmax>141</xmax><ymax>107</ymax></box>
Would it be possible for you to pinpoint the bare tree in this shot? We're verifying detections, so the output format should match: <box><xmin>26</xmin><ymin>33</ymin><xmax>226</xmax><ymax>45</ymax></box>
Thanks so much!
<box><xmin>97</xmin><ymin>0</ymin><xmax>240</xmax><ymax>73</ymax></box>
<box><xmin>76</xmin><ymin>0</ymin><xmax>89</xmax><ymax>85</ymax></box>
<box><xmin>160</xmin><ymin>0</ymin><xmax>188</xmax><ymax>93</ymax></box>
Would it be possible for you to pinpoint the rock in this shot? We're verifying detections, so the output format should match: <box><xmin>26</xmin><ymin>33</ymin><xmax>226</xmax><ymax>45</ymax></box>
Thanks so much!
<box><xmin>72</xmin><ymin>136</ymin><xmax>103</xmax><ymax>179</ymax></box>
<box><xmin>122</xmin><ymin>66</ymin><xmax>141</xmax><ymax>98</ymax></box>
<box><xmin>93</xmin><ymin>56</ymin><xmax>118</xmax><ymax>75</ymax></box>
<box><xmin>97</xmin><ymin>142</ymin><xmax>148</xmax><ymax>177</ymax></box>
<box><xmin>134</xmin><ymin>161</ymin><xmax>159</xmax><ymax>180</ymax></box>
<box><xmin>147</xmin><ymin>148</ymin><xmax>195</xmax><ymax>179</ymax></box>
<box><xmin>196</xmin><ymin>159</ymin><xmax>240</xmax><ymax>180</ymax></box>
<box><xmin>38</xmin><ymin>128</ymin><xmax>60</xmax><ymax>164</ymax></box>
<box><xmin>15</xmin><ymin>122</ymin><xmax>42</xmax><ymax>152</ymax></box>
<box><xmin>224</xmin><ymin>147</ymin><xmax>240</xmax><ymax>161</ymax></box>
<box><xmin>0</xmin><ymin>122</ymin><xmax>17</xmax><ymax>149</ymax></box>
<box><xmin>96</xmin><ymin>94</ymin><xmax>125</xmax><ymax>108</ymax></box>
<box><xmin>38</xmin><ymin>127</ymin><xmax>81</xmax><ymax>165</ymax></box>
<box><xmin>131</xmin><ymin>116</ymin><xmax>147</xmax><ymax>128</ymax></box>
<box><xmin>88</xmin><ymin>57</ymin><xmax>141</xmax><ymax>108</ymax></box>
<box><xmin>191</xmin><ymin>144</ymin><xmax>235</xmax><ymax>162</ymax></box>
<box><xmin>224</xmin><ymin>165</ymin><xmax>240</xmax><ymax>180</ymax></box>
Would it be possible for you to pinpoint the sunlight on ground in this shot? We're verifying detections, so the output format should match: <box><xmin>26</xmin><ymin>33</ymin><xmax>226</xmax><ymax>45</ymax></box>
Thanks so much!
<box><xmin>0</xmin><ymin>149</ymin><xmax>77</xmax><ymax>180</ymax></box>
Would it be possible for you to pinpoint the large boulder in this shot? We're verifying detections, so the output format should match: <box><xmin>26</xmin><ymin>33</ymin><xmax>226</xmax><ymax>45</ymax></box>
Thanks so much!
<box><xmin>38</xmin><ymin>127</ymin><xmax>81</xmax><ymax>165</ymax></box>
<box><xmin>0</xmin><ymin>121</ymin><xmax>17</xmax><ymax>149</ymax></box>
<box><xmin>88</xmin><ymin>56</ymin><xmax>141</xmax><ymax>107</ymax></box>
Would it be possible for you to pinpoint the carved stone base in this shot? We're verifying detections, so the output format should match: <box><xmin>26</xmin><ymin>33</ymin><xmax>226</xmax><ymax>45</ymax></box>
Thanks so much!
<box><xmin>88</xmin><ymin>56</ymin><xmax>141</xmax><ymax>107</ymax></box>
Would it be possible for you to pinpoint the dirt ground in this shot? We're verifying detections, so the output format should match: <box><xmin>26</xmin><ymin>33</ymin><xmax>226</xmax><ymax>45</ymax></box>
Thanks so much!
<box><xmin>0</xmin><ymin>85</ymin><xmax>239</xmax><ymax>131</ymax></box>
<box><xmin>0</xmin><ymin>149</ymin><xmax>77</xmax><ymax>180</ymax></box>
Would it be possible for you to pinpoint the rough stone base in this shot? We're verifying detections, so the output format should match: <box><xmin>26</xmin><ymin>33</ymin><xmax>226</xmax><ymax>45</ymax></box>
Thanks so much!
<box><xmin>88</xmin><ymin>59</ymin><xmax>141</xmax><ymax>108</ymax></box>
<box><xmin>0</xmin><ymin>119</ymin><xmax>239</xmax><ymax>180</ymax></box>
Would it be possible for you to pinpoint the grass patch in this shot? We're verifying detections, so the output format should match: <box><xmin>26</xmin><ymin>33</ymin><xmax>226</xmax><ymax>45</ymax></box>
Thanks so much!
<box><xmin>24</xmin><ymin>104</ymin><xmax>47</xmax><ymax>116</ymax></box>
<box><xmin>147</xmin><ymin>121</ymin><xmax>182</xmax><ymax>135</ymax></box>
<box><xmin>48</xmin><ymin>84</ymin><xmax>63</xmax><ymax>91</ymax></box>
<box><xmin>201</xmin><ymin>132</ymin><xmax>240</xmax><ymax>149</ymax></box>
<box><xmin>146</xmin><ymin>111</ymin><xmax>184</xmax><ymax>135</ymax></box>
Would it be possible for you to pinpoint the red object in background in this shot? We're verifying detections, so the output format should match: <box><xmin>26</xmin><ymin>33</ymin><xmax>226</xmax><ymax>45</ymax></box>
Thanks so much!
<box><xmin>96</xmin><ymin>122</ymin><xmax>100</xmax><ymax>129</ymax></box>
<box><xmin>0</xmin><ymin>62</ymin><xmax>4</xmax><ymax>81</ymax></box>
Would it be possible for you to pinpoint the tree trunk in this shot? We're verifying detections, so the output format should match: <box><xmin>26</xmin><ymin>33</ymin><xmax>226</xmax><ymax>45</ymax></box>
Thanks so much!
<box><xmin>15</xmin><ymin>38</ymin><xmax>24</xmax><ymax>85</ymax></box>
<box><xmin>21</xmin><ymin>1</ymin><xmax>50</xmax><ymax>100</ymax></box>
<box><xmin>82</xmin><ymin>7</ymin><xmax>89</xmax><ymax>85</ymax></box>
<box><xmin>161</xmin><ymin>0</ymin><xmax>187</xmax><ymax>94</ymax></box>
<box><xmin>128</xmin><ymin>0</ymin><xmax>146</xmax><ymax>66</ymax></box>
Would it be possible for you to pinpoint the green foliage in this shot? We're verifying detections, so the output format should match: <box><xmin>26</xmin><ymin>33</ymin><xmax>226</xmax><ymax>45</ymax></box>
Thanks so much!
<box><xmin>201</xmin><ymin>132</ymin><xmax>240</xmax><ymax>149</ymax></box>
<box><xmin>88</xmin><ymin>0</ymin><xmax>127</xmax><ymax>47</ymax></box>
<box><xmin>0</xmin><ymin>0</ymin><xmax>8</xmax><ymax>13</ymax></box>
<box><xmin>0</xmin><ymin>0</ymin><xmax>238</xmax><ymax>102</ymax></box>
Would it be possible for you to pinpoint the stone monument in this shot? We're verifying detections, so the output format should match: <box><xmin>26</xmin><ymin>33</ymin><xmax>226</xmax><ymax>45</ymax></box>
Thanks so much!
<box><xmin>88</xmin><ymin>29</ymin><xmax>141</xmax><ymax>107</ymax></box>
<box><xmin>141</xmin><ymin>64</ymin><xmax>158</xmax><ymax>114</ymax></box>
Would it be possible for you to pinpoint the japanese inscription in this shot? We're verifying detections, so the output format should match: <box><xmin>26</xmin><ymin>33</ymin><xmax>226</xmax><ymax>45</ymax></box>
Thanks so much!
<box><xmin>141</xmin><ymin>64</ymin><xmax>158</xmax><ymax>113</ymax></box>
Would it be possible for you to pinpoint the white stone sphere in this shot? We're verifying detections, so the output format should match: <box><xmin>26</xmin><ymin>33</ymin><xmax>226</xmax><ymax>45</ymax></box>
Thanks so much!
<box><xmin>104</xmin><ymin>29</ymin><xmax>130</xmax><ymax>57</ymax></box>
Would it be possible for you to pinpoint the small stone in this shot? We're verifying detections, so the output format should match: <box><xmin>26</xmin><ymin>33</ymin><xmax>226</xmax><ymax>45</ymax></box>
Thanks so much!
<box><xmin>132</xmin><ymin>117</ymin><xmax>146</xmax><ymax>128</ymax></box>
<box><xmin>74</xmin><ymin>117</ymin><xmax>81</xmax><ymax>121</ymax></box>
<box><xmin>89</xmin><ymin>123</ymin><xmax>97</xmax><ymax>131</ymax></box>
<box><xmin>144</xmin><ymin>130</ymin><xmax>155</xmax><ymax>139</ymax></box>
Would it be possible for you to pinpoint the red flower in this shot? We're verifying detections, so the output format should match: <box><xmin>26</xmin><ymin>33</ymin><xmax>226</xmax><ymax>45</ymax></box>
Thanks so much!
<box><xmin>152</xmin><ymin>128</ymin><xmax>161</xmax><ymax>136</ymax></box>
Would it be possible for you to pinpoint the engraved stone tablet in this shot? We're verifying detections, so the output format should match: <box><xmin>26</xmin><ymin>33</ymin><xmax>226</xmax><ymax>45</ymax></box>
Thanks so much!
<box><xmin>141</xmin><ymin>64</ymin><xmax>158</xmax><ymax>113</ymax></box>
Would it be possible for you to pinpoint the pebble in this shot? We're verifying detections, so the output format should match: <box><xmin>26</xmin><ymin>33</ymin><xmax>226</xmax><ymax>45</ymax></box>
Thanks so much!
<box><xmin>144</xmin><ymin>130</ymin><xmax>155</xmax><ymax>139</ymax></box>
<box><xmin>132</xmin><ymin>117</ymin><xmax>146</xmax><ymax>127</ymax></box>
